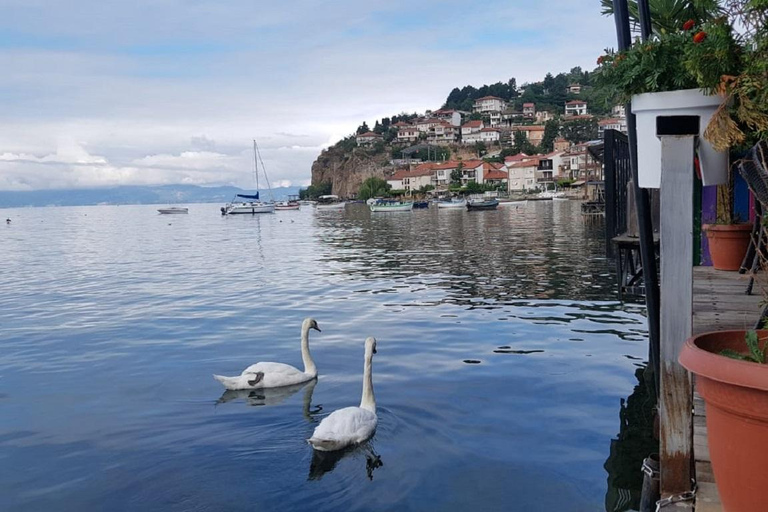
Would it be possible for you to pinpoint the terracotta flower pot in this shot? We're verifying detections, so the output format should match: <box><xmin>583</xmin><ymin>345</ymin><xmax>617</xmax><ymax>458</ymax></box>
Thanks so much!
<box><xmin>679</xmin><ymin>330</ymin><xmax>768</xmax><ymax>512</ymax></box>
<box><xmin>702</xmin><ymin>223</ymin><xmax>752</xmax><ymax>271</ymax></box>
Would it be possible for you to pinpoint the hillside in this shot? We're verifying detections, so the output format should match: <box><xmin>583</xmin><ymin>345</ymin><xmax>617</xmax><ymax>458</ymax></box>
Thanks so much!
<box><xmin>309</xmin><ymin>65</ymin><xmax>615</xmax><ymax>197</ymax></box>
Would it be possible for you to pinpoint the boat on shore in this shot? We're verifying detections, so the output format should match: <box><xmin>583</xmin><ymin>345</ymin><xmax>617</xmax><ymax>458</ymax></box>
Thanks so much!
<box><xmin>437</xmin><ymin>198</ymin><xmax>467</xmax><ymax>209</ymax></box>
<box><xmin>466</xmin><ymin>198</ymin><xmax>499</xmax><ymax>211</ymax></box>
<box><xmin>158</xmin><ymin>206</ymin><xmax>189</xmax><ymax>214</ymax></box>
<box><xmin>222</xmin><ymin>140</ymin><xmax>275</xmax><ymax>215</ymax></box>
<box><xmin>370</xmin><ymin>200</ymin><xmax>413</xmax><ymax>212</ymax></box>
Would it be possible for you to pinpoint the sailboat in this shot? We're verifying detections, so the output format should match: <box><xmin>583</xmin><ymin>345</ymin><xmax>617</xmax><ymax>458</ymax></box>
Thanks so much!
<box><xmin>221</xmin><ymin>140</ymin><xmax>276</xmax><ymax>215</ymax></box>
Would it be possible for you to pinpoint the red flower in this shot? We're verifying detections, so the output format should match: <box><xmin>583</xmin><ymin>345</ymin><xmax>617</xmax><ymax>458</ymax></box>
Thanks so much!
<box><xmin>693</xmin><ymin>31</ymin><xmax>707</xmax><ymax>43</ymax></box>
<box><xmin>683</xmin><ymin>19</ymin><xmax>695</xmax><ymax>31</ymax></box>
<box><xmin>597</xmin><ymin>56</ymin><xmax>604</xmax><ymax>65</ymax></box>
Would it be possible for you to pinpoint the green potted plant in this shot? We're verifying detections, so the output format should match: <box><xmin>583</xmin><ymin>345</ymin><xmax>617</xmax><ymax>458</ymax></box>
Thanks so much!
<box><xmin>596</xmin><ymin>3</ymin><xmax>768</xmax><ymax>188</ymax></box>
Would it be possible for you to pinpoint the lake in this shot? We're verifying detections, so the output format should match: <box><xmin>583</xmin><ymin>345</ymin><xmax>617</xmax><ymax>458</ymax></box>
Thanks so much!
<box><xmin>0</xmin><ymin>201</ymin><xmax>652</xmax><ymax>511</ymax></box>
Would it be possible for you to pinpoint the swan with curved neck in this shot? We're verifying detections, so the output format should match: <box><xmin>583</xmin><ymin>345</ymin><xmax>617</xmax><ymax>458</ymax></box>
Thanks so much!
<box><xmin>213</xmin><ymin>318</ymin><xmax>321</xmax><ymax>390</ymax></box>
<box><xmin>308</xmin><ymin>337</ymin><xmax>378</xmax><ymax>452</ymax></box>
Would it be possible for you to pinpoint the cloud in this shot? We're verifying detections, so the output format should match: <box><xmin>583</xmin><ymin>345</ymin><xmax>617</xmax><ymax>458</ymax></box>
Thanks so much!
<box><xmin>0</xmin><ymin>0</ymin><xmax>617</xmax><ymax>191</ymax></box>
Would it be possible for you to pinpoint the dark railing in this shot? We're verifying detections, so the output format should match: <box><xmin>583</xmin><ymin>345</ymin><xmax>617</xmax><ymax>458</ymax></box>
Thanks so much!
<box><xmin>603</xmin><ymin>129</ymin><xmax>632</xmax><ymax>258</ymax></box>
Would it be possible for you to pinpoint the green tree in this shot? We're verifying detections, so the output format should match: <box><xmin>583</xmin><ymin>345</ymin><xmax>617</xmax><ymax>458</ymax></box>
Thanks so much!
<box><xmin>600</xmin><ymin>0</ymin><xmax>722</xmax><ymax>34</ymax></box>
<box><xmin>469</xmin><ymin>112</ymin><xmax>483</xmax><ymax>121</ymax></box>
<box><xmin>561</xmin><ymin>118</ymin><xmax>598</xmax><ymax>144</ymax></box>
<box><xmin>299</xmin><ymin>182</ymin><xmax>332</xmax><ymax>199</ymax></box>
<box><xmin>357</xmin><ymin>177</ymin><xmax>391</xmax><ymax>201</ymax></box>
<box><xmin>539</xmin><ymin>119</ymin><xmax>560</xmax><ymax>153</ymax></box>
<box><xmin>474</xmin><ymin>141</ymin><xmax>487</xmax><ymax>157</ymax></box>
<box><xmin>464</xmin><ymin>181</ymin><xmax>484</xmax><ymax>194</ymax></box>
<box><xmin>450</xmin><ymin>162</ymin><xmax>464</xmax><ymax>185</ymax></box>
<box><xmin>512</xmin><ymin>130</ymin><xmax>536</xmax><ymax>154</ymax></box>
<box><xmin>356</xmin><ymin>122</ymin><xmax>370</xmax><ymax>135</ymax></box>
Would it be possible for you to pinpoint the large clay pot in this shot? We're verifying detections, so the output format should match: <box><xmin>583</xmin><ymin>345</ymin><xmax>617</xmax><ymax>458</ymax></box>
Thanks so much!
<box><xmin>702</xmin><ymin>223</ymin><xmax>752</xmax><ymax>271</ymax></box>
<box><xmin>632</xmin><ymin>89</ymin><xmax>727</xmax><ymax>188</ymax></box>
<box><xmin>679</xmin><ymin>330</ymin><xmax>768</xmax><ymax>512</ymax></box>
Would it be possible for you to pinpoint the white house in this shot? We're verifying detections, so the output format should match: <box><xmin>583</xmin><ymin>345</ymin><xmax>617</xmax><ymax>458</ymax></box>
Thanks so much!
<box><xmin>461</xmin><ymin>120</ymin><xmax>484</xmax><ymax>144</ymax></box>
<box><xmin>397</xmin><ymin>126</ymin><xmax>420</xmax><ymax>143</ymax></box>
<box><xmin>430</xmin><ymin>122</ymin><xmax>457</xmax><ymax>144</ymax></box>
<box><xmin>507</xmin><ymin>159</ymin><xmax>539</xmax><ymax>192</ymax></box>
<box><xmin>535</xmin><ymin>110</ymin><xmax>554</xmax><ymax>123</ymax></box>
<box><xmin>459</xmin><ymin>159</ymin><xmax>485</xmax><ymax>185</ymax></box>
<box><xmin>612</xmin><ymin>104</ymin><xmax>626</xmax><ymax>118</ymax></box>
<box><xmin>432</xmin><ymin>109</ymin><xmax>463</xmax><ymax>127</ymax></box>
<box><xmin>479</xmin><ymin>127</ymin><xmax>501</xmax><ymax>143</ymax></box>
<box><xmin>473</xmin><ymin>96</ymin><xmax>507</xmax><ymax>114</ymax></box>
<box><xmin>598</xmin><ymin>117</ymin><xmax>628</xmax><ymax>138</ymax></box>
<box><xmin>387</xmin><ymin>167</ymin><xmax>435</xmax><ymax>192</ymax></box>
<box><xmin>416</xmin><ymin>118</ymin><xmax>443</xmax><ymax>133</ymax></box>
<box><xmin>356</xmin><ymin>131</ymin><xmax>383</xmax><ymax>146</ymax></box>
<box><xmin>565</xmin><ymin>100</ymin><xmax>588</xmax><ymax>117</ymax></box>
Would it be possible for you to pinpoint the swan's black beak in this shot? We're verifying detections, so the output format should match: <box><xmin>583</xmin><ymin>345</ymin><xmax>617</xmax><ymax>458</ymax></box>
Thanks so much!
<box><xmin>312</xmin><ymin>325</ymin><xmax>321</xmax><ymax>332</ymax></box>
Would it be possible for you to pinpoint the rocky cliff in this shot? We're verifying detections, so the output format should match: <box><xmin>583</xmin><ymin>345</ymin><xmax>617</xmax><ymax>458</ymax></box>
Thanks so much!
<box><xmin>310</xmin><ymin>143</ymin><xmax>394</xmax><ymax>198</ymax></box>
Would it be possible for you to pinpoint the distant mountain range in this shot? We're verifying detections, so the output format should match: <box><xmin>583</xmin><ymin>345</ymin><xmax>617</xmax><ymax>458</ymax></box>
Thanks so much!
<box><xmin>0</xmin><ymin>184</ymin><xmax>303</xmax><ymax>208</ymax></box>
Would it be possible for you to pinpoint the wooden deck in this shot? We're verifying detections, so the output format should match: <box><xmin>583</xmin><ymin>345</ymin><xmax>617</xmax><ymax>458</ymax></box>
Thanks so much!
<box><xmin>689</xmin><ymin>266</ymin><xmax>764</xmax><ymax>511</ymax></box>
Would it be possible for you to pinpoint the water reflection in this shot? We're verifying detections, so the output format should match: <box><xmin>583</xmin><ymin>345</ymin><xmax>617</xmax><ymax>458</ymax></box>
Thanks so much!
<box><xmin>308</xmin><ymin>441</ymin><xmax>383</xmax><ymax>481</ymax></box>
<box><xmin>216</xmin><ymin>379</ymin><xmax>320</xmax><ymax>419</ymax></box>
<box><xmin>604</xmin><ymin>366</ymin><xmax>658</xmax><ymax>512</ymax></box>
<box><xmin>313</xmin><ymin>202</ymin><xmax>614</xmax><ymax>304</ymax></box>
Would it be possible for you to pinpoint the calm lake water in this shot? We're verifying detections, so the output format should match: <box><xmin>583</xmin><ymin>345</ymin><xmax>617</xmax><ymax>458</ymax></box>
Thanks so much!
<box><xmin>0</xmin><ymin>201</ymin><xmax>651</xmax><ymax>512</ymax></box>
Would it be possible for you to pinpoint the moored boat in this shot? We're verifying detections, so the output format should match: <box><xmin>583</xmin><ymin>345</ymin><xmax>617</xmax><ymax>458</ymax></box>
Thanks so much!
<box><xmin>222</xmin><ymin>140</ymin><xmax>275</xmax><ymax>215</ymax></box>
<box><xmin>158</xmin><ymin>206</ymin><xmax>189</xmax><ymax>214</ymax></box>
<box><xmin>369</xmin><ymin>200</ymin><xmax>413</xmax><ymax>212</ymax></box>
<box><xmin>315</xmin><ymin>195</ymin><xmax>346</xmax><ymax>210</ymax></box>
<box><xmin>437</xmin><ymin>199</ymin><xmax>467</xmax><ymax>209</ymax></box>
<box><xmin>275</xmin><ymin>195</ymin><xmax>301</xmax><ymax>210</ymax></box>
<box><xmin>412</xmin><ymin>200</ymin><xmax>429</xmax><ymax>209</ymax></box>
<box><xmin>466</xmin><ymin>198</ymin><xmax>499</xmax><ymax>211</ymax></box>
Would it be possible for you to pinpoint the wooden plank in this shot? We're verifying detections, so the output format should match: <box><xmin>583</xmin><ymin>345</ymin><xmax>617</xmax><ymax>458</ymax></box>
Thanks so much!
<box><xmin>659</xmin><ymin>136</ymin><xmax>695</xmax><ymax>495</ymax></box>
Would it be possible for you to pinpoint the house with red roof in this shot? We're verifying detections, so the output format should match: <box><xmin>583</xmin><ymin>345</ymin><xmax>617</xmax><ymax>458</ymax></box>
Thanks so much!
<box><xmin>598</xmin><ymin>117</ymin><xmax>628</xmax><ymax>138</ymax></box>
<box><xmin>511</xmin><ymin>124</ymin><xmax>546</xmax><ymax>144</ymax></box>
<box><xmin>479</xmin><ymin>127</ymin><xmax>501</xmax><ymax>144</ymax></box>
<box><xmin>386</xmin><ymin>166</ymin><xmax>436</xmax><ymax>192</ymax></box>
<box><xmin>473</xmin><ymin>96</ymin><xmax>508</xmax><ymax>114</ymax></box>
<box><xmin>397</xmin><ymin>126</ymin><xmax>420</xmax><ymax>143</ymax></box>
<box><xmin>483</xmin><ymin>162</ymin><xmax>508</xmax><ymax>187</ymax></box>
<box><xmin>507</xmin><ymin>158</ymin><xmax>540</xmax><ymax>192</ymax></box>
<box><xmin>565</xmin><ymin>100</ymin><xmax>588</xmax><ymax>117</ymax></box>
<box><xmin>461</xmin><ymin>120</ymin><xmax>484</xmax><ymax>144</ymax></box>
<box><xmin>355</xmin><ymin>131</ymin><xmax>383</xmax><ymax>146</ymax></box>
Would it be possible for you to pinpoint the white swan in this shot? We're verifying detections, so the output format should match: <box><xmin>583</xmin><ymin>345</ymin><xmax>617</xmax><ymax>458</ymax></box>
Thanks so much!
<box><xmin>213</xmin><ymin>318</ymin><xmax>321</xmax><ymax>390</ymax></box>
<box><xmin>308</xmin><ymin>337</ymin><xmax>377</xmax><ymax>452</ymax></box>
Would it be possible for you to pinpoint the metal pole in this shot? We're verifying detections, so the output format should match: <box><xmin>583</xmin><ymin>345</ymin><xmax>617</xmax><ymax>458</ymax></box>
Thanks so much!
<box><xmin>612</xmin><ymin>0</ymin><xmax>660</xmax><ymax>397</ymax></box>
<box><xmin>637</xmin><ymin>0</ymin><xmax>653</xmax><ymax>40</ymax></box>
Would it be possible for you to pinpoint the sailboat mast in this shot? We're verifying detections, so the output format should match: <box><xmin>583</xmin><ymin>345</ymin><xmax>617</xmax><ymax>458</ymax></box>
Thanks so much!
<box><xmin>253</xmin><ymin>139</ymin><xmax>260</xmax><ymax>194</ymax></box>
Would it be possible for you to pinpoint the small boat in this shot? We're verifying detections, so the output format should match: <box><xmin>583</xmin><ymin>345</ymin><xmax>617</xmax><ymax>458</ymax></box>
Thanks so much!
<box><xmin>222</xmin><ymin>140</ymin><xmax>275</xmax><ymax>215</ymax></box>
<box><xmin>369</xmin><ymin>200</ymin><xmax>413</xmax><ymax>212</ymax></box>
<box><xmin>158</xmin><ymin>206</ymin><xmax>189</xmax><ymax>214</ymax></box>
<box><xmin>437</xmin><ymin>199</ymin><xmax>467</xmax><ymax>209</ymax></box>
<box><xmin>466</xmin><ymin>198</ymin><xmax>499</xmax><ymax>211</ymax></box>
<box><xmin>552</xmin><ymin>196</ymin><xmax>569</xmax><ymax>201</ymax></box>
<box><xmin>412</xmin><ymin>200</ymin><xmax>430</xmax><ymax>209</ymax></box>
<box><xmin>315</xmin><ymin>195</ymin><xmax>346</xmax><ymax>210</ymax></box>
<box><xmin>275</xmin><ymin>195</ymin><xmax>301</xmax><ymax>210</ymax></box>
<box><xmin>498</xmin><ymin>200</ymin><xmax>527</xmax><ymax>207</ymax></box>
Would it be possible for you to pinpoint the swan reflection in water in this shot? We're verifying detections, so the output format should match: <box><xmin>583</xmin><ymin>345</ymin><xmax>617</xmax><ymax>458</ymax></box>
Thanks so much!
<box><xmin>308</xmin><ymin>441</ymin><xmax>383</xmax><ymax>481</ymax></box>
<box><xmin>216</xmin><ymin>378</ymin><xmax>322</xmax><ymax>419</ymax></box>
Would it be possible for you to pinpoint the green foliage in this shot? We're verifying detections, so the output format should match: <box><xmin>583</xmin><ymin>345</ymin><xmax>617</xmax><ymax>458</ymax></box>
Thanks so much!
<box><xmin>512</xmin><ymin>131</ymin><xmax>536</xmax><ymax>154</ymax></box>
<box><xmin>561</xmin><ymin>118</ymin><xmax>599</xmax><ymax>143</ymax></box>
<box><xmin>474</xmin><ymin>141</ymin><xmax>487</xmax><ymax>157</ymax></box>
<box><xmin>450</xmin><ymin>163</ymin><xmax>463</xmax><ymax>185</ymax></box>
<box><xmin>299</xmin><ymin>182</ymin><xmax>332</xmax><ymax>199</ymax></box>
<box><xmin>417</xmin><ymin>184</ymin><xmax>435</xmax><ymax>194</ymax></box>
<box><xmin>720</xmin><ymin>330</ymin><xmax>768</xmax><ymax>363</ymax></box>
<box><xmin>463</xmin><ymin>181</ymin><xmax>484</xmax><ymax>194</ymax></box>
<box><xmin>356</xmin><ymin>122</ymin><xmax>370</xmax><ymax>135</ymax></box>
<box><xmin>443</xmin><ymin>79</ymin><xmax>519</xmax><ymax>110</ymax></box>
<box><xmin>469</xmin><ymin>112</ymin><xmax>483</xmax><ymax>121</ymax></box>
<box><xmin>357</xmin><ymin>177</ymin><xmax>391</xmax><ymax>201</ymax></box>
<box><xmin>599</xmin><ymin>0</ymin><xmax>722</xmax><ymax>35</ymax></box>
<box><xmin>539</xmin><ymin>119</ymin><xmax>560</xmax><ymax>153</ymax></box>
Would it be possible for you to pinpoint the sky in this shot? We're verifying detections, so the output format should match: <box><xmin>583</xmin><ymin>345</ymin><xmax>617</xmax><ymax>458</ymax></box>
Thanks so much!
<box><xmin>0</xmin><ymin>0</ymin><xmax>617</xmax><ymax>191</ymax></box>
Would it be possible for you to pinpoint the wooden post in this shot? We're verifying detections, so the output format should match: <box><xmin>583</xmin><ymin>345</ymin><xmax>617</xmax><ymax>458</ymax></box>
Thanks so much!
<box><xmin>658</xmin><ymin>134</ymin><xmax>695</xmax><ymax>496</ymax></box>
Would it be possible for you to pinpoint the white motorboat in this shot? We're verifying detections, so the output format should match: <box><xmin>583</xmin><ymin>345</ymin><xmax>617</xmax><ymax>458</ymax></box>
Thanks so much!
<box><xmin>157</xmin><ymin>206</ymin><xmax>189</xmax><ymax>214</ymax></box>
<box><xmin>222</xmin><ymin>140</ymin><xmax>276</xmax><ymax>215</ymax></box>
<box><xmin>275</xmin><ymin>195</ymin><xmax>301</xmax><ymax>210</ymax></box>
<box><xmin>315</xmin><ymin>195</ymin><xmax>346</xmax><ymax>210</ymax></box>
<box><xmin>369</xmin><ymin>200</ymin><xmax>413</xmax><ymax>212</ymax></box>
<box><xmin>437</xmin><ymin>199</ymin><xmax>467</xmax><ymax>209</ymax></box>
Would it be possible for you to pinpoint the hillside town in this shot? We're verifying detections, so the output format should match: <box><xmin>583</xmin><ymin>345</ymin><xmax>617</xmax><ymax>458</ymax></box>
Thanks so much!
<box><xmin>352</xmin><ymin>89</ymin><xmax>628</xmax><ymax>196</ymax></box>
